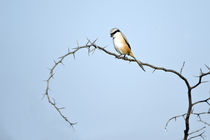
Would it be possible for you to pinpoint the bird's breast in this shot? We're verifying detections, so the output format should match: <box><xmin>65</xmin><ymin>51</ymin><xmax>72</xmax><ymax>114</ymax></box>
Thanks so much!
<box><xmin>113</xmin><ymin>36</ymin><xmax>131</xmax><ymax>55</ymax></box>
<box><xmin>114</xmin><ymin>37</ymin><xmax>124</xmax><ymax>49</ymax></box>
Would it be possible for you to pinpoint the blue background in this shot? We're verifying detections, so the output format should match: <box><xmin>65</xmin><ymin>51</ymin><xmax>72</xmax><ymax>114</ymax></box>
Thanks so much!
<box><xmin>0</xmin><ymin>0</ymin><xmax>209</xmax><ymax>139</ymax></box>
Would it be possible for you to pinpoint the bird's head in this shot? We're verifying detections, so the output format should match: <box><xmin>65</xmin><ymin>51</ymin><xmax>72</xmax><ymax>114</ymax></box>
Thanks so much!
<box><xmin>110</xmin><ymin>28</ymin><xmax>120</xmax><ymax>38</ymax></box>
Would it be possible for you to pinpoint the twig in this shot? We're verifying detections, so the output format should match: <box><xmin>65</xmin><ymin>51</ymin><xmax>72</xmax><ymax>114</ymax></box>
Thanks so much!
<box><xmin>193</xmin><ymin>97</ymin><xmax>210</xmax><ymax>106</ymax></box>
<box><xmin>188</xmin><ymin>131</ymin><xmax>205</xmax><ymax>140</ymax></box>
<box><xmin>189</xmin><ymin>126</ymin><xmax>206</xmax><ymax>136</ymax></box>
<box><xmin>180</xmin><ymin>61</ymin><xmax>185</xmax><ymax>74</ymax></box>
<box><xmin>165</xmin><ymin>113</ymin><xmax>186</xmax><ymax>131</ymax></box>
<box><xmin>191</xmin><ymin>71</ymin><xmax>210</xmax><ymax>89</ymax></box>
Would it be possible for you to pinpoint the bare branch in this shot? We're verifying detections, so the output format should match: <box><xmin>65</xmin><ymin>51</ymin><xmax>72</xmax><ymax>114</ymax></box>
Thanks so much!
<box><xmin>165</xmin><ymin>110</ymin><xmax>209</xmax><ymax>132</ymax></box>
<box><xmin>189</xmin><ymin>131</ymin><xmax>205</xmax><ymax>140</ymax></box>
<box><xmin>189</xmin><ymin>126</ymin><xmax>206</xmax><ymax>136</ymax></box>
<box><xmin>191</xmin><ymin>111</ymin><xmax>210</xmax><ymax>126</ymax></box>
<box><xmin>165</xmin><ymin>113</ymin><xmax>186</xmax><ymax>131</ymax></box>
<box><xmin>44</xmin><ymin>39</ymin><xmax>210</xmax><ymax>139</ymax></box>
<box><xmin>193</xmin><ymin>97</ymin><xmax>210</xmax><ymax>106</ymax></box>
<box><xmin>199</xmin><ymin>120</ymin><xmax>210</xmax><ymax>126</ymax></box>
<box><xmin>191</xmin><ymin>71</ymin><xmax>210</xmax><ymax>89</ymax></box>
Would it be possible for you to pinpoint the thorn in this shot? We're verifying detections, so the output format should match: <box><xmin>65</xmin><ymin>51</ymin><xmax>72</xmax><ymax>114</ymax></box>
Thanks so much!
<box><xmin>68</xmin><ymin>48</ymin><xmax>70</xmax><ymax>53</ymax></box>
<box><xmin>72</xmin><ymin>47</ymin><xmax>78</xmax><ymax>50</ymax></box>
<box><xmin>200</xmin><ymin>68</ymin><xmax>203</xmax><ymax>75</ymax></box>
<box><xmin>182</xmin><ymin>115</ymin><xmax>185</xmax><ymax>119</ymax></box>
<box><xmin>88</xmin><ymin>47</ymin><xmax>90</xmax><ymax>56</ymax></box>
<box><xmin>71</xmin><ymin>122</ymin><xmax>78</xmax><ymax>126</ymax></box>
<box><xmin>86</xmin><ymin>38</ymin><xmax>90</xmax><ymax>42</ymax></box>
<box><xmin>86</xmin><ymin>38</ymin><xmax>90</xmax><ymax>45</ymax></box>
<box><xmin>92</xmin><ymin>48</ymin><xmax>96</xmax><ymax>54</ymax></box>
<box><xmin>103</xmin><ymin>45</ymin><xmax>108</xmax><ymax>49</ymax></box>
<box><xmin>59</xmin><ymin>60</ymin><xmax>64</xmax><ymax>65</ymax></box>
<box><xmin>76</xmin><ymin>40</ymin><xmax>79</xmax><ymax>47</ymax></box>
<box><xmin>152</xmin><ymin>69</ymin><xmax>156</xmax><ymax>73</ymax></box>
<box><xmin>72</xmin><ymin>53</ymin><xmax>76</xmax><ymax>59</ymax></box>
<box><xmin>59</xmin><ymin>107</ymin><xmax>65</xmax><ymax>110</ymax></box>
<box><xmin>90</xmin><ymin>48</ymin><xmax>96</xmax><ymax>54</ymax></box>
<box><xmin>191</xmin><ymin>108</ymin><xmax>194</xmax><ymax>113</ymax></box>
<box><xmin>92</xmin><ymin>38</ymin><xmax>98</xmax><ymax>44</ymax></box>
<box><xmin>180</xmin><ymin>61</ymin><xmax>185</xmax><ymax>74</ymax></box>
<box><xmin>205</xmin><ymin>64</ymin><xmax>210</xmax><ymax>71</ymax></box>
<box><xmin>201</xmin><ymin>81</ymin><xmax>209</xmax><ymax>83</ymax></box>
<box><xmin>58</xmin><ymin>56</ymin><xmax>64</xmax><ymax>59</ymax></box>
<box><xmin>194</xmin><ymin>75</ymin><xmax>199</xmax><ymax>78</ymax></box>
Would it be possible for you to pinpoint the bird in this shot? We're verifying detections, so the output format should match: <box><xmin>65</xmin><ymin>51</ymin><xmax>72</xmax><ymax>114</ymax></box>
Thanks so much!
<box><xmin>110</xmin><ymin>28</ymin><xmax>145</xmax><ymax>71</ymax></box>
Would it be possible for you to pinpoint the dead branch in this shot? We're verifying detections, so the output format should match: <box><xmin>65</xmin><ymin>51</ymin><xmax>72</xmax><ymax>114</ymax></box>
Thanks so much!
<box><xmin>45</xmin><ymin>39</ymin><xmax>210</xmax><ymax>139</ymax></box>
<box><xmin>165</xmin><ymin>113</ymin><xmax>186</xmax><ymax>131</ymax></box>
<box><xmin>193</xmin><ymin>97</ymin><xmax>210</xmax><ymax>106</ymax></box>
<box><xmin>165</xmin><ymin>111</ymin><xmax>210</xmax><ymax>131</ymax></box>
<box><xmin>189</xmin><ymin>126</ymin><xmax>206</xmax><ymax>136</ymax></box>
<box><xmin>188</xmin><ymin>131</ymin><xmax>205</xmax><ymax>140</ymax></box>
<box><xmin>191</xmin><ymin>71</ymin><xmax>210</xmax><ymax>89</ymax></box>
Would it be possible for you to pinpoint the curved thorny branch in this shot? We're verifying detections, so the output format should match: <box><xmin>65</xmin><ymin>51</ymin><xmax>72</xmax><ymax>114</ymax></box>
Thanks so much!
<box><xmin>45</xmin><ymin>39</ymin><xmax>210</xmax><ymax>139</ymax></box>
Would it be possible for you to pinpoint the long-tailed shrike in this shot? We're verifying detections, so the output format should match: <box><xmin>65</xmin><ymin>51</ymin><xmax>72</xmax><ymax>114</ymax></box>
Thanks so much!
<box><xmin>110</xmin><ymin>28</ymin><xmax>145</xmax><ymax>71</ymax></box>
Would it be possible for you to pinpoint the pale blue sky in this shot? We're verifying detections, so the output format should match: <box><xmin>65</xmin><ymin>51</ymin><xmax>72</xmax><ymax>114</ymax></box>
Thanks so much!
<box><xmin>0</xmin><ymin>0</ymin><xmax>209</xmax><ymax>140</ymax></box>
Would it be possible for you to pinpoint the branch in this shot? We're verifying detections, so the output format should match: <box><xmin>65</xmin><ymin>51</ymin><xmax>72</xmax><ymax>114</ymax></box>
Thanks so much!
<box><xmin>45</xmin><ymin>40</ymin><xmax>191</xmax><ymax>126</ymax></box>
<box><xmin>165</xmin><ymin>110</ymin><xmax>210</xmax><ymax>131</ymax></box>
<box><xmin>44</xmin><ymin>40</ymin><xmax>209</xmax><ymax>139</ymax></box>
<box><xmin>191</xmin><ymin>69</ymin><xmax>210</xmax><ymax>89</ymax></box>
<box><xmin>165</xmin><ymin>113</ymin><xmax>186</xmax><ymax>131</ymax></box>
<box><xmin>189</xmin><ymin>126</ymin><xmax>206</xmax><ymax>136</ymax></box>
<box><xmin>188</xmin><ymin>131</ymin><xmax>205</xmax><ymax>140</ymax></box>
<box><xmin>44</xmin><ymin>41</ymin><xmax>93</xmax><ymax>126</ymax></box>
<box><xmin>193</xmin><ymin>97</ymin><xmax>210</xmax><ymax>106</ymax></box>
<box><xmin>192</xmin><ymin>111</ymin><xmax>210</xmax><ymax>126</ymax></box>
<box><xmin>199</xmin><ymin>119</ymin><xmax>210</xmax><ymax>126</ymax></box>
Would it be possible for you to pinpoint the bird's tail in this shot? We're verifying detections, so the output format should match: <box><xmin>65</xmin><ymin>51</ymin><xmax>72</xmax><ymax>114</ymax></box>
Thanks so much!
<box><xmin>129</xmin><ymin>52</ymin><xmax>145</xmax><ymax>71</ymax></box>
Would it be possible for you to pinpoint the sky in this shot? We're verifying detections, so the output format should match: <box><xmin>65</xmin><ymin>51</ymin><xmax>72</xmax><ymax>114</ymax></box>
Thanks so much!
<box><xmin>0</xmin><ymin>0</ymin><xmax>210</xmax><ymax>140</ymax></box>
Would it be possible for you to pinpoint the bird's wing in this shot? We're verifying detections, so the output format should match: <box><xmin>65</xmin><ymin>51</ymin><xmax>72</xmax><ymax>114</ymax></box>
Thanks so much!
<box><xmin>121</xmin><ymin>32</ymin><xmax>131</xmax><ymax>49</ymax></box>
